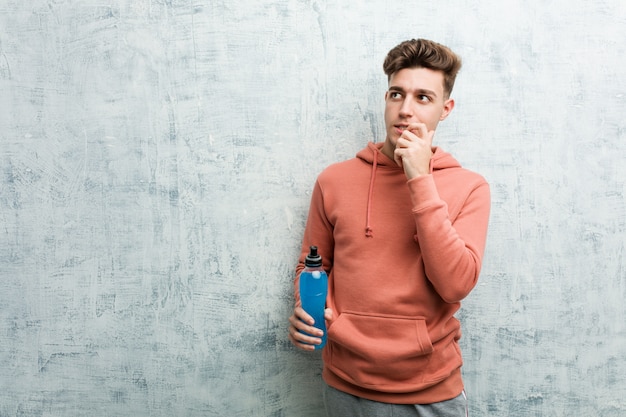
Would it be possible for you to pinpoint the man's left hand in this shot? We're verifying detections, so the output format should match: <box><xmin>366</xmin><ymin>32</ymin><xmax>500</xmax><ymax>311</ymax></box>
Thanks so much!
<box><xmin>393</xmin><ymin>122</ymin><xmax>434</xmax><ymax>179</ymax></box>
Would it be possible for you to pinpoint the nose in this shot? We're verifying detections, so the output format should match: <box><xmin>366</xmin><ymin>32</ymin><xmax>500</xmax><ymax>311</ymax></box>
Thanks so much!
<box><xmin>399</xmin><ymin>97</ymin><xmax>413</xmax><ymax>118</ymax></box>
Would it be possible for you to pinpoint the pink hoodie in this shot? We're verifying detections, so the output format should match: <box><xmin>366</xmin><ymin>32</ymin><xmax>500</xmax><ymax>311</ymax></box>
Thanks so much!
<box><xmin>295</xmin><ymin>142</ymin><xmax>490</xmax><ymax>404</ymax></box>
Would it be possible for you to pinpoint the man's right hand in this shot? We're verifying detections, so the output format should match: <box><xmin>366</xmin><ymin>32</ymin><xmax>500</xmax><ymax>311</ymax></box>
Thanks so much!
<box><xmin>288</xmin><ymin>306</ymin><xmax>333</xmax><ymax>351</ymax></box>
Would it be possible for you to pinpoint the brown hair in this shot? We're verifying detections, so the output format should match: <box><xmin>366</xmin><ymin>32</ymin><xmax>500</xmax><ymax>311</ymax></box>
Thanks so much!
<box><xmin>383</xmin><ymin>39</ymin><xmax>462</xmax><ymax>98</ymax></box>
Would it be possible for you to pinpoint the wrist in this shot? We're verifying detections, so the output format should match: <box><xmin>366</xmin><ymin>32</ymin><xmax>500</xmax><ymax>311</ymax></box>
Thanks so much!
<box><xmin>404</xmin><ymin>165</ymin><xmax>430</xmax><ymax>179</ymax></box>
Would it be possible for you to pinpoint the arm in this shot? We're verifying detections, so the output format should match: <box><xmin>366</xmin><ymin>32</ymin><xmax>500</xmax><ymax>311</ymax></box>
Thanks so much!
<box><xmin>294</xmin><ymin>180</ymin><xmax>335</xmax><ymax>282</ymax></box>
<box><xmin>395</xmin><ymin>124</ymin><xmax>490</xmax><ymax>302</ymax></box>
<box><xmin>288</xmin><ymin>179</ymin><xmax>335</xmax><ymax>350</ymax></box>
<box><xmin>410</xmin><ymin>175</ymin><xmax>491</xmax><ymax>303</ymax></box>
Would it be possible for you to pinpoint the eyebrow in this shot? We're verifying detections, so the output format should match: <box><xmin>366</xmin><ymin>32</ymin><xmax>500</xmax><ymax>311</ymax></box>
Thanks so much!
<box><xmin>388</xmin><ymin>86</ymin><xmax>438</xmax><ymax>98</ymax></box>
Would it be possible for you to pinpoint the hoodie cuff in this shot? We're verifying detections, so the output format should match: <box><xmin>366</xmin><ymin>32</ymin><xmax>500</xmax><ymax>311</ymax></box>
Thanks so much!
<box><xmin>407</xmin><ymin>174</ymin><xmax>440</xmax><ymax>211</ymax></box>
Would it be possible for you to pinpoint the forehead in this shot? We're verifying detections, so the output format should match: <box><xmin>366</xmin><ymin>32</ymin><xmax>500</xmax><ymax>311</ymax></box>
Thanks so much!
<box><xmin>388</xmin><ymin>67</ymin><xmax>445</xmax><ymax>95</ymax></box>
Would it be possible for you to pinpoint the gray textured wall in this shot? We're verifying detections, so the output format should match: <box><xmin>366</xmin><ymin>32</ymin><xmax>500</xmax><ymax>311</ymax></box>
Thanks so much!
<box><xmin>1</xmin><ymin>1</ymin><xmax>625</xmax><ymax>416</ymax></box>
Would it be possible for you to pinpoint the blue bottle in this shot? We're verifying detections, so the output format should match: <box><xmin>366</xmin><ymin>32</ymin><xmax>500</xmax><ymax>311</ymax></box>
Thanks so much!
<box><xmin>299</xmin><ymin>246</ymin><xmax>328</xmax><ymax>349</ymax></box>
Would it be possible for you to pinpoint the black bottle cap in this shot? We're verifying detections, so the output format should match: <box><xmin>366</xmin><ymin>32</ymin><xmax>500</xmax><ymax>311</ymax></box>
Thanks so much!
<box><xmin>305</xmin><ymin>246</ymin><xmax>323</xmax><ymax>267</ymax></box>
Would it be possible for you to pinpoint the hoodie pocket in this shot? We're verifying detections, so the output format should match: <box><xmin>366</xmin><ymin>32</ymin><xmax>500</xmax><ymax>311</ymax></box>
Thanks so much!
<box><xmin>327</xmin><ymin>311</ymin><xmax>438</xmax><ymax>391</ymax></box>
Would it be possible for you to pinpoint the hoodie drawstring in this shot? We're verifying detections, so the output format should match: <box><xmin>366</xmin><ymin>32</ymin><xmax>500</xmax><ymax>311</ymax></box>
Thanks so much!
<box><xmin>365</xmin><ymin>148</ymin><xmax>378</xmax><ymax>238</ymax></box>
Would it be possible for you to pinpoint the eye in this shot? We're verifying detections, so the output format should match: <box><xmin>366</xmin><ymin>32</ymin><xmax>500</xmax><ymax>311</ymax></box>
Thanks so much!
<box><xmin>417</xmin><ymin>94</ymin><xmax>431</xmax><ymax>102</ymax></box>
<box><xmin>388</xmin><ymin>91</ymin><xmax>403</xmax><ymax>100</ymax></box>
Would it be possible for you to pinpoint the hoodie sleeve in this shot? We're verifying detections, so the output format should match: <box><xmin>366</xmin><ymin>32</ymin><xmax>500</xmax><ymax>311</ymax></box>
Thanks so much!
<box><xmin>408</xmin><ymin>173</ymin><xmax>491</xmax><ymax>303</ymax></box>
<box><xmin>294</xmin><ymin>179</ymin><xmax>335</xmax><ymax>304</ymax></box>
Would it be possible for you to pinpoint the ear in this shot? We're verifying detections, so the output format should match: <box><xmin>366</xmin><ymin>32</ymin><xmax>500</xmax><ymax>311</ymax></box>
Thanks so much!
<box><xmin>440</xmin><ymin>98</ymin><xmax>455</xmax><ymax>121</ymax></box>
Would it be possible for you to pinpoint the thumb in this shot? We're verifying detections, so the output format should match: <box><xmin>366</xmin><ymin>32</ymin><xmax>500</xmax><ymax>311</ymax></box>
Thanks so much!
<box><xmin>394</xmin><ymin>153</ymin><xmax>404</xmax><ymax>168</ymax></box>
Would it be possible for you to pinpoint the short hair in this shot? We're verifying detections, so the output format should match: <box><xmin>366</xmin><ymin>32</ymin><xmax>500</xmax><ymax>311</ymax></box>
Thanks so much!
<box><xmin>383</xmin><ymin>39</ymin><xmax>462</xmax><ymax>98</ymax></box>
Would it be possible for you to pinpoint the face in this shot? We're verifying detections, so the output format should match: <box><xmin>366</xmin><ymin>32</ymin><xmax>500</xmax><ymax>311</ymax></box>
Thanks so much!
<box><xmin>383</xmin><ymin>67</ymin><xmax>454</xmax><ymax>151</ymax></box>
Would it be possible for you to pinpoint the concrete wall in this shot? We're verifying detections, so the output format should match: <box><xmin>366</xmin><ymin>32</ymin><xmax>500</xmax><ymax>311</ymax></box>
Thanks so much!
<box><xmin>1</xmin><ymin>1</ymin><xmax>625</xmax><ymax>416</ymax></box>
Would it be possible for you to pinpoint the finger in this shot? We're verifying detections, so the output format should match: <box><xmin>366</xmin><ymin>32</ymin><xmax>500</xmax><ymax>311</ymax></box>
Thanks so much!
<box><xmin>293</xmin><ymin>306</ymin><xmax>314</xmax><ymax>325</ymax></box>
<box><xmin>393</xmin><ymin>148</ymin><xmax>404</xmax><ymax>167</ymax></box>
<box><xmin>289</xmin><ymin>313</ymin><xmax>323</xmax><ymax>336</ymax></box>
<box><xmin>288</xmin><ymin>332</ymin><xmax>317</xmax><ymax>351</ymax></box>
<box><xmin>290</xmin><ymin>324</ymin><xmax>323</xmax><ymax>343</ymax></box>
<box><xmin>399</xmin><ymin>128</ymin><xmax>415</xmax><ymax>142</ymax></box>
<box><xmin>288</xmin><ymin>324</ymin><xmax>322</xmax><ymax>349</ymax></box>
<box><xmin>406</xmin><ymin>122</ymin><xmax>428</xmax><ymax>138</ymax></box>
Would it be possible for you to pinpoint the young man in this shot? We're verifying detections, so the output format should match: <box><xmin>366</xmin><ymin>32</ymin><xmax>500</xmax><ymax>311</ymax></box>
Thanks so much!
<box><xmin>288</xmin><ymin>39</ymin><xmax>490</xmax><ymax>416</ymax></box>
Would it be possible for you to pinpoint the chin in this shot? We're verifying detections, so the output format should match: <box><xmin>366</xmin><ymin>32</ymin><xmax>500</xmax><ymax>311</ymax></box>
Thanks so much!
<box><xmin>388</xmin><ymin>134</ymin><xmax>400</xmax><ymax>145</ymax></box>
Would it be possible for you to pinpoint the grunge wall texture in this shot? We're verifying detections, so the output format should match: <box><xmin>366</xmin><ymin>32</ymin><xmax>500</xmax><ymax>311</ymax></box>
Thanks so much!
<box><xmin>1</xmin><ymin>1</ymin><xmax>625</xmax><ymax>416</ymax></box>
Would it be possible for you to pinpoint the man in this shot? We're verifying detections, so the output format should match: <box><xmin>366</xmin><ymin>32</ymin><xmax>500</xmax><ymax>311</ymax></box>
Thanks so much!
<box><xmin>288</xmin><ymin>38</ymin><xmax>490</xmax><ymax>417</ymax></box>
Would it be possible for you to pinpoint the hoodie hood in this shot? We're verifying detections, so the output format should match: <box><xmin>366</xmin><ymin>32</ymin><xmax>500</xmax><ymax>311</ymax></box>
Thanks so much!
<box><xmin>356</xmin><ymin>142</ymin><xmax>461</xmax><ymax>171</ymax></box>
<box><xmin>356</xmin><ymin>142</ymin><xmax>461</xmax><ymax>237</ymax></box>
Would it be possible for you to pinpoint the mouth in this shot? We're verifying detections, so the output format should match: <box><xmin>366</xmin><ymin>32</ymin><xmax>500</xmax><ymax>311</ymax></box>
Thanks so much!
<box><xmin>394</xmin><ymin>124</ymin><xmax>409</xmax><ymax>134</ymax></box>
